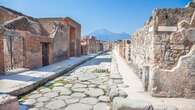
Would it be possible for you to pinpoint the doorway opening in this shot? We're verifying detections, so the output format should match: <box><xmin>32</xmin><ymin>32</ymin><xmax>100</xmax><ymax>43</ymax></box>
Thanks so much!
<box><xmin>42</xmin><ymin>43</ymin><xmax>49</xmax><ymax>66</ymax></box>
<box><xmin>69</xmin><ymin>26</ymin><xmax>76</xmax><ymax>57</ymax></box>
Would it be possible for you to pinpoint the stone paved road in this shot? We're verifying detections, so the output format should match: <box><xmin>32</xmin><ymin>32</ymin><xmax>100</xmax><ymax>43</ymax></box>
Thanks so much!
<box><xmin>19</xmin><ymin>52</ymin><xmax>112</xmax><ymax>110</ymax></box>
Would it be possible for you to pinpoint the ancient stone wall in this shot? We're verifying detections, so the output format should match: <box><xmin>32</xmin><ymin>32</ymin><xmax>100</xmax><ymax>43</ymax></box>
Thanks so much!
<box><xmin>151</xmin><ymin>45</ymin><xmax>195</xmax><ymax>98</ymax></box>
<box><xmin>114</xmin><ymin>39</ymin><xmax>131</xmax><ymax>63</ymax></box>
<box><xmin>64</xmin><ymin>18</ymin><xmax>81</xmax><ymax>57</ymax></box>
<box><xmin>152</xmin><ymin>8</ymin><xmax>195</xmax><ymax>69</ymax></box>
<box><xmin>3</xmin><ymin>31</ymin><xmax>24</xmax><ymax>71</ymax></box>
<box><xmin>130</xmin><ymin>6</ymin><xmax>195</xmax><ymax>98</ymax></box>
<box><xmin>131</xmin><ymin>25</ymin><xmax>154</xmax><ymax>78</ymax></box>
<box><xmin>0</xmin><ymin>34</ymin><xmax>4</xmax><ymax>73</ymax></box>
<box><xmin>82</xmin><ymin>36</ymin><xmax>97</xmax><ymax>54</ymax></box>
<box><xmin>18</xmin><ymin>31</ymin><xmax>51</xmax><ymax>69</ymax></box>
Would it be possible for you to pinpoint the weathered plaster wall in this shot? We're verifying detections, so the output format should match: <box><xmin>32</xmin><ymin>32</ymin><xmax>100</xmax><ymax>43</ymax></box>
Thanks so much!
<box><xmin>151</xmin><ymin>45</ymin><xmax>195</xmax><ymax>98</ymax></box>
<box><xmin>68</xmin><ymin>21</ymin><xmax>81</xmax><ymax>57</ymax></box>
<box><xmin>3</xmin><ymin>31</ymin><xmax>24</xmax><ymax>71</ymax></box>
<box><xmin>21</xmin><ymin>31</ymin><xmax>51</xmax><ymax>69</ymax></box>
<box><xmin>53</xmin><ymin>25</ymin><xmax>69</xmax><ymax>62</ymax></box>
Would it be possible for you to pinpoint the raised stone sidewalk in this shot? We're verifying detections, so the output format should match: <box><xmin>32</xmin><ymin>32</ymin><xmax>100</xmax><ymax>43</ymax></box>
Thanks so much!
<box><xmin>0</xmin><ymin>53</ymin><xmax>102</xmax><ymax>96</ymax></box>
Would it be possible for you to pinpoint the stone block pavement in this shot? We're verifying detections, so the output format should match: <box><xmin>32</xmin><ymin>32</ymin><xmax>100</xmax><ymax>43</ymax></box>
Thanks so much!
<box><xmin>19</xmin><ymin>52</ymin><xmax>112</xmax><ymax>110</ymax></box>
<box><xmin>0</xmin><ymin>53</ymin><xmax>101</xmax><ymax>96</ymax></box>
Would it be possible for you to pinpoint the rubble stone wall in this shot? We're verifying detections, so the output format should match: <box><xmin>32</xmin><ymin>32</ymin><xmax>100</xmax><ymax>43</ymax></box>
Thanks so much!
<box><xmin>131</xmin><ymin>24</ymin><xmax>154</xmax><ymax>77</ymax></box>
<box><xmin>153</xmin><ymin>8</ymin><xmax>195</xmax><ymax>69</ymax></box>
<box><xmin>131</xmin><ymin>7</ymin><xmax>195</xmax><ymax>98</ymax></box>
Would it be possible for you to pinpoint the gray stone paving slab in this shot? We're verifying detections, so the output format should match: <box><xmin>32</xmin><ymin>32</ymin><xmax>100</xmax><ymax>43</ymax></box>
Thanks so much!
<box><xmin>37</xmin><ymin>97</ymin><xmax>50</xmax><ymax>102</ymax></box>
<box><xmin>65</xmin><ymin>103</ymin><xmax>93</xmax><ymax>110</ymax></box>
<box><xmin>85</xmin><ymin>88</ymin><xmax>104</xmax><ymax>97</ymax></box>
<box><xmin>45</xmin><ymin>100</ymin><xmax>66</xmax><ymax>109</ymax></box>
<box><xmin>43</xmin><ymin>92</ymin><xmax>58</xmax><ymax>98</ymax></box>
<box><xmin>19</xmin><ymin>52</ymin><xmax>112</xmax><ymax>110</ymax></box>
<box><xmin>65</xmin><ymin>98</ymin><xmax>80</xmax><ymax>104</ymax></box>
<box><xmin>71</xmin><ymin>93</ymin><xmax>86</xmax><ymax>98</ymax></box>
<box><xmin>80</xmin><ymin>97</ymin><xmax>99</xmax><ymax>105</ymax></box>
<box><xmin>72</xmin><ymin>83</ymin><xmax>87</xmax><ymax>88</ymax></box>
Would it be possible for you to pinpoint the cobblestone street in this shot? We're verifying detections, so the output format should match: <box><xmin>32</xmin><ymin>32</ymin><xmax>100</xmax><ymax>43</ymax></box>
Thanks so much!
<box><xmin>19</xmin><ymin>53</ymin><xmax>112</xmax><ymax>110</ymax></box>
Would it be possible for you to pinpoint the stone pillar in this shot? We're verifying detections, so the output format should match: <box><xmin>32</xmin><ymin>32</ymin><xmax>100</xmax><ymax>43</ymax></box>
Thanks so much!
<box><xmin>0</xmin><ymin>95</ymin><xmax>19</xmax><ymax>110</ymax></box>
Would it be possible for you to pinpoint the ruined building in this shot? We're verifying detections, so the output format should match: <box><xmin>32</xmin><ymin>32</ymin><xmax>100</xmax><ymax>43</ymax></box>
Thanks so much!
<box><xmin>81</xmin><ymin>36</ymin><xmax>103</xmax><ymax>55</ymax></box>
<box><xmin>115</xmin><ymin>40</ymin><xmax>131</xmax><ymax>63</ymax></box>
<box><xmin>130</xmin><ymin>1</ymin><xmax>195</xmax><ymax>98</ymax></box>
<box><xmin>0</xmin><ymin>6</ymin><xmax>81</xmax><ymax>74</ymax></box>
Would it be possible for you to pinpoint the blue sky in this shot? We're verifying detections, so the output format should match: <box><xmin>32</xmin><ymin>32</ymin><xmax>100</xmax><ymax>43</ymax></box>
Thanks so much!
<box><xmin>0</xmin><ymin>0</ymin><xmax>191</xmax><ymax>35</ymax></box>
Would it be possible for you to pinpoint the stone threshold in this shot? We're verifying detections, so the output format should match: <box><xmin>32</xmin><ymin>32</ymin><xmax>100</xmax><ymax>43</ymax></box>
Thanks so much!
<box><xmin>0</xmin><ymin>52</ymin><xmax>103</xmax><ymax>96</ymax></box>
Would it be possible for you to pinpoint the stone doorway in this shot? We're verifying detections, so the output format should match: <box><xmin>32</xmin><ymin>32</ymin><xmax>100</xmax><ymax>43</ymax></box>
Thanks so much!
<box><xmin>69</xmin><ymin>26</ymin><xmax>76</xmax><ymax>57</ymax></box>
<box><xmin>42</xmin><ymin>43</ymin><xmax>49</xmax><ymax>66</ymax></box>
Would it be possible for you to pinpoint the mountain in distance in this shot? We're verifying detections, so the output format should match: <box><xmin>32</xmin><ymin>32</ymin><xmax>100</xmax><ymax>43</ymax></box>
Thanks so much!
<box><xmin>89</xmin><ymin>29</ymin><xmax>130</xmax><ymax>41</ymax></box>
